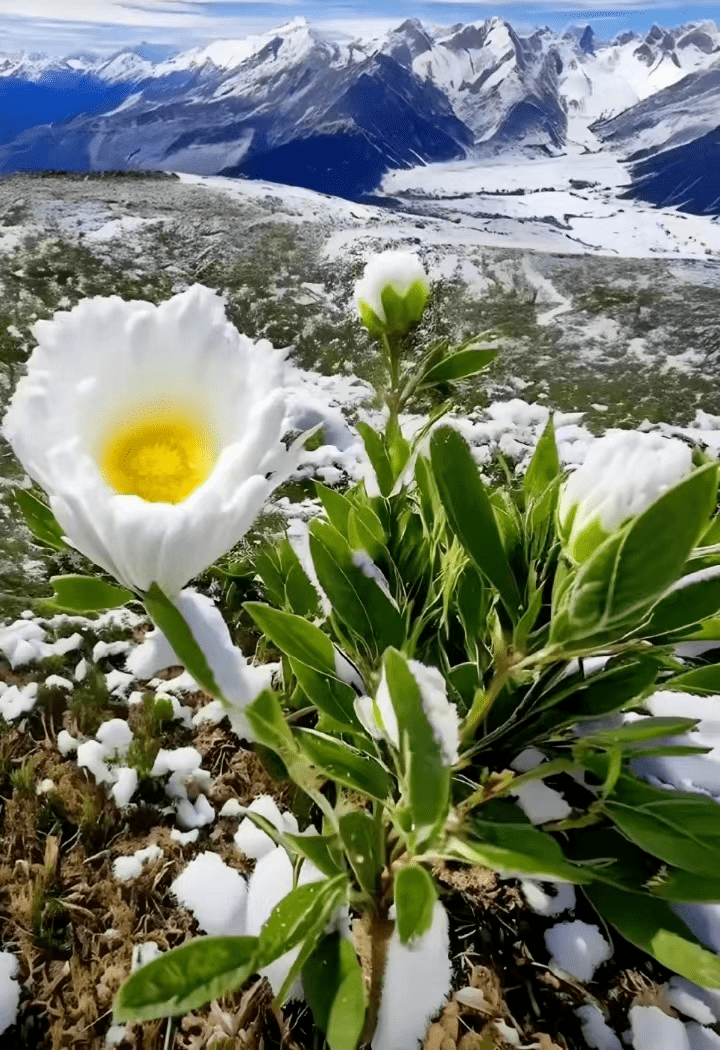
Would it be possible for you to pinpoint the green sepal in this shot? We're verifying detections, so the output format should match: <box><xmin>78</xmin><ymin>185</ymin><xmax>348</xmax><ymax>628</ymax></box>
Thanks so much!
<box><xmin>47</xmin><ymin>574</ymin><xmax>134</xmax><ymax>613</ymax></box>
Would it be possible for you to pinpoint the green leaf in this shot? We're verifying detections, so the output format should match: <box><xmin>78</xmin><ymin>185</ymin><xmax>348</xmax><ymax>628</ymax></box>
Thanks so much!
<box><xmin>430</xmin><ymin>426</ymin><xmax>521</xmax><ymax>618</ymax></box>
<box><xmin>309</xmin><ymin>520</ymin><xmax>405</xmax><ymax>654</ymax></box>
<box><xmin>48</xmin><ymin>575</ymin><xmax>134</xmax><ymax>613</ymax></box>
<box><xmin>604</xmin><ymin>790</ymin><xmax>720</xmax><ymax>880</ymax></box>
<box><xmin>447</xmin><ymin>662</ymin><xmax>481</xmax><ymax>710</ymax></box>
<box><xmin>290</xmin><ymin>659</ymin><xmax>361</xmax><ymax>732</ymax></box>
<box><xmin>244</xmin><ymin>602</ymin><xmax>336</xmax><ymax>675</ymax></box>
<box><xmin>295</xmin><ymin>728</ymin><xmax>392</xmax><ymax>802</ymax></box>
<box><xmin>356</xmin><ymin>422</ymin><xmax>394</xmax><ymax>497</ymax></box>
<box><xmin>537</xmin><ymin>654</ymin><xmax>661</xmax><ymax>719</ymax></box>
<box><xmin>143</xmin><ymin>583</ymin><xmax>224</xmax><ymax>700</ymax></box>
<box><xmin>260</xmin><ymin>875</ymin><xmax>349</xmax><ymax>1005</ymax></box>
<box><xmin>585</xmin><ymin>883</ymin><xmax>720</xmax><ymax>987</ymax></box>
<box><xmin>650</xmin><ymin>868</ymin><xmax>720</xmax><ymax>903</ymax></box>
<box><xmin>665</xmin><ymin>664</ymin><xmax>720</xmax><ymax>696</ymax></box>
<box><xmin>113</xmin><ymin>936</ymin><xmax>258</xmax><ymax>1022</ymax></box>
<box><xmin>382</xmin><ymin>648</ymin><xmax>450</xmax><ymax>844</ymax></box>
<box><xmin>245</xmin><ymin>689</ymin><xmax>301</xmax><ymax>769</ymax></box>
<box><xmin>304</xmin><ymin>933</ymin><xmax>366</xmax><ymax>1050</ymax></box>
<box><xmin>285</xmin><ymin>832</ymin><xmax>345</xmax><ymax>878</ymax></box>
<box><xmin>580</xmin><ymin>717</ymin><xmax>699</xmax><ymax>747</ymax></box>
<box><xmin>254</xmin><ymin>538</ymin><xmax>319</xmax><ymax>618</ymax></box>
<box><xmin>316</xmin><ymin>483</ymin><xmax>353</xmax><ymax>533</ymax></box>
<box><xmin>339</xmin><ymin>811</ymin><xmax>381</xmax><ymax>898</ymax></box>
<box><xmin>257</xmin><ymin>875</ymin><xmax>347</xmax><ymax>969</ymax></box>
<box><xmin>420</xmin><ymin>348</ymin><xmax>496</xmax><ymax>386</ymax></box>
<box><xmin>643</xmin><ymin>570</ymin><xmax>720</xmax><ymax>637</ymax></box>
<box><xmin>347</xmin><ymin>508</ymin><xmax>386</xmax><ymax>563</ymax></box>
<box><xmin>394</xmin><ymin>866</ymin><xmax>437</xmax><ymax>944</ymax></box>
<box><xmin>523</xmin><ymin>416</ymin><xmax>561</xmax><ymax>500</ymax></box>
<box><xmin>472</xmin><ymin>800</ymin><xmax>566</xmax><ymax>866</ymax></box>
<box><xmin>14</xmin><ymin>488</ymin><xmax>67</xmax><ymax>550</ymax></box>
<box><xmin>444</xmin><ymin>836</ymin><xmax>593</xmax><ymax>884</ymax></box>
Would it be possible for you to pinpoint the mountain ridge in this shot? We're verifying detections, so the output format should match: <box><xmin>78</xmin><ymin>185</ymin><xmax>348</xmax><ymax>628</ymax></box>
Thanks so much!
<box><xmin>0</xmin><ymin>16</ymin><xmax>718</xmax><ymax>208</ymax></box>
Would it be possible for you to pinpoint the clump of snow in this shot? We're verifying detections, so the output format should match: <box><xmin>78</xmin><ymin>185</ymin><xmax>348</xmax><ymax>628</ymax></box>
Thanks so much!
<box><xmin>520</xmin><ymin>880</ymin><xmax>576</xmax><ymax>916</ymax></box>
<box><xmin>558</xmin><ymin>430</ymin><xmax>692</xmax><ymax>549</ymax></box>
<box><xmin>111</xmin><ymin>767</ymin><xmax>138</xmax><ymax>808</ymax></box>
<box><xmin>575</xmin><ymin>1004</ymin><xmax>622</xmax><ymax>1050</ymax></box>
<box><xmin>131</xmin><ymin>942</ymin><xmax>162</xmax><ymax>972</ymax></box>
<box><xmin>628</xmin><ymin>1004</ymin><xmax>690</xmax><ymax>1050</ymax></box>
<box><xmin>354</xmin><ymin>250</ymin><xmax>429</xmax><ymax>323</ymax></box>
<box><xmin>77</xmin><ymin>739</ymin><xmax>115</xmax><ymax>785</ymax></box>
<box><xmin>544</xmin><ymin>920</ymin><xmax>612</xmax><ymax>982</ymax></box>
<box><xmin>96</xmin><ymin>718</ymin><xmax>133</xmax><ymax>756</ymax></box>
<box><xmin>410</xmin><ymin>660</ymin><xmax>460</xmax><ymax>766</ymax></box>
<box><xmin>171</xmin><ymin>828</ymin><xmax>199</xmax><ymax>845</ymax></box>
<box><xmin>44</xmin><ymin>674</ymin><xmax>73</xmax><ymax>691</ymax></box>
<box><xmin>105</xmin><ymin>669</ymin><xmax>135</xmax><ymax>697</ymax></box>
<box><xmin>0</xmin><ymin>952</ymin><xmax>20</xmax><ymax>1035</ymax></box>
<box><xmin>113</xmin><ymin>844</ymin><xmax>163</xmax><ymax>881</ymax></box>
<box><xmin>0</xmin><ymin>680</ymin><xmax>38</xmax><ymax>721</ymax></box>
<box><xmin>686</xmin><ymin>1024</ymin><xmax>720</xmax><ymax>1049</ymax></box>
<box><xmin>234</xmin><ymin>795</ymin><xmax>285</xmax><ymax>860</ymax></box>
<box><xmin>664</xmin><ymin>978</ymin><xmax>717</xmax><ymax>1025</ymax></box>
<box><xmin>56</xmin><ymin>729</ymin><xmax>77</xmax><ymax>755</ymax></box>
<box><xmin>512</xmin><ymin>781</ymin><xmax>572</xmax><ymax>825</ymax></box>
<box><xmin>151</xmin><ymin>748</ymin><xmax>214</xmax><ymax>825</ymax></box>
<box><xmin>372</xmin><ymin>901</ymin><xmax>452</xmax><ymax>1050</ymax></box>
<box><xmin>664</xmin><ymin>979</ymin><xmax>720</xmax><ymax>1025</ymax></box>
<box><xmin>171</xmin><ymin>852</ymin><xmax>247</xmax><ymax>936</ymax></box>
<box><xmin>74</xmin><ymin>658</ymin><xmax>87</xmax><ymax>682</ymax></box>
<box><xmin>93</xmin><ymin>639</ymin><xmax>131</xmax><ymax>662</ymax></box>
<box><xmin>220</xmin><ymin>798</ymin><xmax>244</xmax><ymax>817</ymax></box>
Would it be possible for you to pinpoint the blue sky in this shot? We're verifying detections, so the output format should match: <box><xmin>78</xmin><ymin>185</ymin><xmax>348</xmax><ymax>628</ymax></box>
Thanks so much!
<box><xmin>2</xmin><ymin>0</ymin><xmax>719</xmax><ymax>55</ymax></box>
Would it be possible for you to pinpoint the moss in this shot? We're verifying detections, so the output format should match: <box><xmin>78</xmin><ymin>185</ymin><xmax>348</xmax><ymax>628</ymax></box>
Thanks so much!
<box><xmin>68</xmin><ymin>666</ymin><xmax>113</xmax><ymax>736</ymax></box>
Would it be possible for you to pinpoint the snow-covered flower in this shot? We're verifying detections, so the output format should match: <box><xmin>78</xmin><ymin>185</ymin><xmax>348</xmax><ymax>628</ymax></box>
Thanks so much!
<box><xmin>355</xmin><ymin>250</ymin><xmax>430</xmax><ymax>336</ymax></box>
<box><xmin>2</xmin><ymin>285</ymin><xmax>296</xmax><ymax>597</ymax></box>
<box><xmin>557</xmin><ymin>430</ymin><xmax>693</xmax><ymax>563</ymax></box>
<box><xmin>356</xmin><ymin>659</ymin><xmax>459</xmax><ymax>765</ymax></box>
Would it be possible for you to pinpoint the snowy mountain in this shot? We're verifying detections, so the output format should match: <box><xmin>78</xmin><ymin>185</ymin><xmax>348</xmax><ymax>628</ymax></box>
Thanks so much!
<box><xmin>0</xmin><ymin>16</ymin><xmax>718</xmax><ymax>207</ymax></box>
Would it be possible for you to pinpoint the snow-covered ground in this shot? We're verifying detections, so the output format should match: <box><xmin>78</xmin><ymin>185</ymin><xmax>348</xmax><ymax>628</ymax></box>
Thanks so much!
<box><xmin>2</xmin><ymin>170</ymin><xmax>720</xmax><ymax>1046</ymax></box>
<box><xmin>380</xmin><ymin>153</ymin><xmax>720</xmax><ymax>259</ymax></box>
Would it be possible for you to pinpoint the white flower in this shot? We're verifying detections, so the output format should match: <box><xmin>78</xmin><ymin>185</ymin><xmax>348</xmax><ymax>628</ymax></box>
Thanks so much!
<box><xmin>126</xmin><ymin>588</ymin><xmax>269</xmax><ymax>738</ymax></box>
<box><xmin>557</xmin><ymin>431</ymin><xmax>693</xmax><ymax>562</ymax></box>
<box><xmin>2</xmin><ymin>285</ymin><xmax>297</xmax><ymax>596</ymax></box>
<box><xmin>355</xmin><ymin>251</ymin><xmax>430</xmax><ymax>335</ymax></box>
<box><xmin>359</xmin><ymin>659</ymin><xmax>459</xmax><ymax>766</ymax></box>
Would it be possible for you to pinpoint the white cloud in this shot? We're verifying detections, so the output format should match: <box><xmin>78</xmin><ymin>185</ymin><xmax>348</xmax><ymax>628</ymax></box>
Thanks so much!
<box><xmin>0</xmin><ymin>0</ymin><xmax>292</xmax><ymax>27</ymax></box>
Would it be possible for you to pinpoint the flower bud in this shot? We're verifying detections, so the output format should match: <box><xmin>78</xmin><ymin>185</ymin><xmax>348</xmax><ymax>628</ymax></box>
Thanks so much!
<box><xmin>557</xmin><ymin>430</ymin><xmax>693</xmax><ymax>563</ymax></box>
<box><xmin>355</xmin><ymin>250</ymin><xmax>430</xmax><ymax>337</ymax></box>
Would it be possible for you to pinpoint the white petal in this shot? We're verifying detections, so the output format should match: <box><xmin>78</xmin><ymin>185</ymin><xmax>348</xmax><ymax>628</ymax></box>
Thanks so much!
<box><xmin>2</xmin><ymin>286</ymin><xmax>297</xmax><ymax>596</ymax></box>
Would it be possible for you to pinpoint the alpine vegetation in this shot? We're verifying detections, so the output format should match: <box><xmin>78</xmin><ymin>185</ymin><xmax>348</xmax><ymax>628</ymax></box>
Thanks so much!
<box><xmin>4</xmin><ymin>251</ymin><xmax>720</xmax><ymax>1049</ymax></box>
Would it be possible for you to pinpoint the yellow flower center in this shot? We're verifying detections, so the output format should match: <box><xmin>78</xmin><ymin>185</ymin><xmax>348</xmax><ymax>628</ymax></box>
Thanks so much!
<box><xmin>100</xmin><ymin>410</ymin><xmax>216</xmax><ymax>503</ymax></box>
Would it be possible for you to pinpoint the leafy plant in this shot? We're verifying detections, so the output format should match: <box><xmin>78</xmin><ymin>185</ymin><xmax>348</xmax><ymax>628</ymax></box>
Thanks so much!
<box><xmin>9</xmin><ymin>251</ymin><xmax>720</xmax><ymax>1043</ymax></box>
